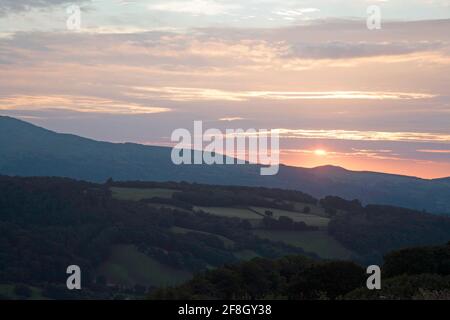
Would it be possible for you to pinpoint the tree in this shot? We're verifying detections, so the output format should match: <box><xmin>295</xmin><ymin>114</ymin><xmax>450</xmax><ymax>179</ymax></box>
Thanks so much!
<box><xmin>14</xmin><ymin>284</ymin><xmax>32</xmax><ymax>298</ymax></box>
<box><xmin>240</xmin><ymin>220</ymin><xmax>252</xmax><ymax>230</ymax></box>
<box><xmin>287</xmin><ymin>261</ymin><xmax>365</xmax><ymax>300</ymax></box>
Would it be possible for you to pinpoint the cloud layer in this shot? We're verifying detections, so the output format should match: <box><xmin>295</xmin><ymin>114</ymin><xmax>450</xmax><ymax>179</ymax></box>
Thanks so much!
<box><xmin>0</xmin><ymin>16</ymin><xmax>449</xmax><ymax>178</ymax></box>
<box><xmin>0</xmin><ymin>0</ymin><xmax>89</xmax><ymax>16</ymax></box>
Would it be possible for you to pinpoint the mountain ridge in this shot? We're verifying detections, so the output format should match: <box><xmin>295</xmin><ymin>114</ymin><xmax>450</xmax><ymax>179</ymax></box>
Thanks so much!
<box><xmin>1</xmin><ymin>115</ymin><xmax>449</xmax><ymax>214</ymax></box>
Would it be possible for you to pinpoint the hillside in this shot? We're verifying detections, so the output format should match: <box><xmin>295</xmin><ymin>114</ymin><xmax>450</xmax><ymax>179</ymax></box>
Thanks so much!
<box><xmin>151</xmin><ymin>243</ymin><xmax>450</xmax><ymax>300</ymax></box>
<box><xmin>0</xmin><ymin>176</ymin><xmax>449</xmax><ymax>299</ymax></box>
<box><xmin>1</xmin><ymin>115</ymin><xmax>450</xmax><ymax>214</ymax></box>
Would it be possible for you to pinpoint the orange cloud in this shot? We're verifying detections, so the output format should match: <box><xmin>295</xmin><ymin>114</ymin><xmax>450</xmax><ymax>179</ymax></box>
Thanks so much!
<box><xmin>127</xmin><ymin>87</ymin><xmax>436</xmax><ymax>102</ymax></box>
<box><xmin>0</xmin><ymin>95</ymin><xmax>171</xmax><ymax>115</ymax></box>
<box><xmin>417</xmin><ymin>149</ymin><xmax>450</xmax><ymax>154</ymax></box>
<box><xmin>227</xmin><ymin>129</ymin><xmax>450</xmax><ymax>143</ymax></box>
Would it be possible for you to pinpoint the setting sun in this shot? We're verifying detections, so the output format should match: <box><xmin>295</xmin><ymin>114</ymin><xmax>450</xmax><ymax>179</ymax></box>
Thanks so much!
<box><xmin>314</xmin><ymin>149</ymin><xmax>328</xmax><ymax>156</ymax></box>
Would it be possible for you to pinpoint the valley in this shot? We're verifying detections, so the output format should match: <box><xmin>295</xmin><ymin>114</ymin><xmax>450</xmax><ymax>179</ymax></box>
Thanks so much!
<box><xmin>0</xmin><ymin>175</ymin><xmax>449</xmax><ymax>299</ymax></box>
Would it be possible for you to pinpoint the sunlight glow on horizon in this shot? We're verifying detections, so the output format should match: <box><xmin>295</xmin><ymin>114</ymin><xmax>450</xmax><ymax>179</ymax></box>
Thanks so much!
<box><xmin>314</xmin><ymin>149</ymin><xmax>328</xmax><ymax>157</ymax></box>
<box><xmin>0</xmin><ymin>6</ymin><xmax>448</xmax><ymax>179</ymax></box>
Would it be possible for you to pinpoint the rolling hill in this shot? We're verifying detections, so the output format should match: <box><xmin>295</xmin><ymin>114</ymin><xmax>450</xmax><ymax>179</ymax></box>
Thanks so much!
<box><xmin>1</xmin><ymin>175</ymin><xmax>449</xmax><ymax>299</ymax></box>
<box><xmin>1</xmin><ymin>115</ymin><xmax>449</xmax><ymax>214</ymax></box>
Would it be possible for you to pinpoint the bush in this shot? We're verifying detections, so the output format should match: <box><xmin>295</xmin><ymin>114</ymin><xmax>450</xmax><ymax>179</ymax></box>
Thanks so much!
<box><xmin>14</xmin><ymin>284</ymin><xmax>32</xmax><ymax>298</ymax></box>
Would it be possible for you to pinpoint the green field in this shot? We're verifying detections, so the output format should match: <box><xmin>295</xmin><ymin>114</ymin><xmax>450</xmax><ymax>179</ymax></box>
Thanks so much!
<box><xmin>171</xmin><ymin>226</ymin><xmax>235</xmax><ymax>249</ymax></box>
<box><xmin>292</xmin><ymin>202</ymin><xmax>329</xmax><ymax>217</ymax></box>
<box><xmin>111</xmin><ymin>187</ymin><xmax>176</xmax><ymax>201</ymax></box>
<box><xmin>0</xmin><ymin>284</ymin><xmax>45</xmax><ymax>300</ymax></box>
<box><xmin>148</xmin><ymin>203</ymin><xmax>191</xmax><ymax>212</ymax></box>
<box><xmin>251</xmin><ymin>207</ymin><xmax>330</xmax><ymax>227</ymax></box>
<box><xmin>252</xmin><ymin>230</ymin><xmax>354</xmax><ymax>260</ymax></box>
<box><xmin>108</xmin><ymin>187</ymin><xmax>348</xmax><ymax>267</ymax></box>
<box><xmin>195</xmin><ymin>206</ymin><xmax>263</xmax><ymax>220</ymax></box>
<box><xmin>97</xmin><ymin>245</ymin><xmax>191</xmax><ymax>287</ymax></box>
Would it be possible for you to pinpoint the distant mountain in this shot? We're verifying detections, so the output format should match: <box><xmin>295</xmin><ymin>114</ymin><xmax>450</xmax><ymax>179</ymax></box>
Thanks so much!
<box><xmin>1</xmin><ymin>115</ymin><xmax>450</xmax><ymax>214</ymax></box>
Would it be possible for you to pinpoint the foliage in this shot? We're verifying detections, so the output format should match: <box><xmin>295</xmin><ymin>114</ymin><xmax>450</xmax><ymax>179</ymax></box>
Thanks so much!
<box><xmin>0</xmin><ymin>176</ymin><xmax>313</xmax><ymax>298</ymax></box>
<box><xmin>151</xmin><ymin>244</ymin><xmax>450</xmax><ymax>300</ymax></box>
<box><xmin>328</xmin><ymin>204</ymin><xmax>450</xmax><ymax>264</ymax></box>
<box><xmin>383</xmin><ymin>244</ymin><xmax>450</xmax><ymax>277</ymax></box>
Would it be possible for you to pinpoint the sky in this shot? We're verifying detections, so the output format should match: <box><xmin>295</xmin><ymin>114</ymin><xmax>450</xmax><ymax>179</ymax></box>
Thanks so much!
<box><xmin>0</xmin><ymin>0</ymin><xmax>449</xmax><ymax>179</ymax></box>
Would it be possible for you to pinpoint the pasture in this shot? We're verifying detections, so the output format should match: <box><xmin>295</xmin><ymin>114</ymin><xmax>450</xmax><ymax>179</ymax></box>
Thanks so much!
<box><xmin>111</xmin><ymin>187</ymin><xmax>176</xmax><ymax>201</ymax></box>
<box><xmin>251</xmin><ymin>207</ymin><xmax>330</xmax><ymax>228</ymax></box>
<box><xmin>96</xmin><ymin>245</ymin><xmax>192</xmax><ymax>287</ymax></box>
<box><xmin>252</xmin><ymin>230</ymin><xmax>354</xmax><ymax>260</ymax></box>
